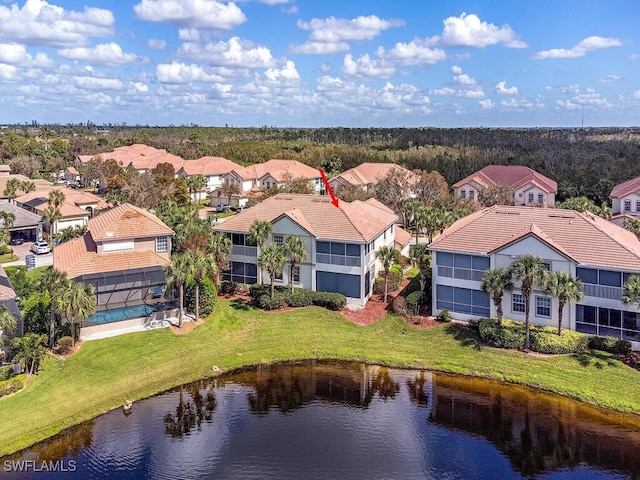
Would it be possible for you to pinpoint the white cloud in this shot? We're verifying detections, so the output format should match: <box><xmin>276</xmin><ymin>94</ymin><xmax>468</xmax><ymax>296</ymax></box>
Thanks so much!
<box><xmin>453</xmin><ymin>73</ymin><xmax>476</xmax><ymax>85</ymax></box>
<box><xmin>0</xmin><ymin>63</ymin><xmax>18</xmax><ymax>81</ymax></box>
<box><xmin>381</xmin><ymin>40</ymin><xmax>446</xmax><ymax>66</ymax></box>
<box><xmin>632</xmin><ymin>91</ymin><xmax>640</xmax><ymax>100</ymax></box>
<box><xmin>156</xmin><ymin>61</ymin><xmax>225</xmax><ymax>83</ymax></box>
<box><xmin>0</xmin><ymin>0</ymin><xmax>114</xmax><ymax>47</ymax></box>
<box><xmin>479</xmin><ymin>99</ymin><xmax>495</xmax><ymax>109</ymax></box>
<box><xmin>0</xmin><ymin>42</ymin><xmax>52</xmax><ymax>68</ymax></box>
<box><xmin>147</xmin><ymin>38</ymin><xmax>166</xmax><ymax>50</ymax></box>
<box><xmin>597</xmin><ymin>74</ymin><xmax>622</xmax><ymax>83</ymax></box>
<box><xmin>495</xmin><ymin>81</ymin><xmax>518</xmax><ymax>94</ymax></box>
<box><xmin>450</xmin><ymin>65</ymin><xmax>463</xmax><ymax>75</ymax></box>
<box><xmin>58</xmin><ymin>43</ymin><xmax>144</xmax><ymax>66</ymax></box>
<box><xmin>556</xmin><ymin>88</ymin><xmax>611</xmax><ymax>110</ymax></box>
<box><xmin>342</xmin><ymin>53</ymin><xmax>396</xmax><ymax>79</ymax></box>
<box><xmin>73</xmin><ymin>76</ymin><xmax>123</xmax><ymax>90</ymax></box>
<box><xmin>428</xmin><ymin>12</ymin><xmax>526</xmax><ymax>48</ymax></box>
<box><xmin>178</xmin><ymin>28</ymin><xmax>200</xmax><ymax>41</ymax></box>
<box><xmin>264</xmin><ymin>60</ymin><xmax>300</xmax><ymax>83</ymax></box>
<box><xmin>291</xmin><ymin>15</ymin><xmax>404</xmax><ymax>55</ymax></box>
<box><xmin>533</xmin><ymin>36</ymin><xmax>622</xmax><ymax>59</ymax></box>
<box><xmin>428</xmin><ymin>87</ymin><xmax>455</xmax><ymax>96</ymax></box>
<box><xmin>458</xmin><ymin>88</ymin><xmax>484</xmax><ymax>98</ymax></box>
<box><xmin>133</xmin><ymin>0</ymin><xmax>247</xmax><ymax>29</ymax></box>
<box><xmin>178</xmin><ymin>37</ymin><xmax>274</xmax><ymax>68</ymax></box>
<box><xmin>501</xmin><ymin>98</ymin><xmax>534</xmax><ymax>109</ymax></box>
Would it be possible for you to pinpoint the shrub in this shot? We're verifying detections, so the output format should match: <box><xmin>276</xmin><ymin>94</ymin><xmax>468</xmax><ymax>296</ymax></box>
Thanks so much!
<box><xmin>0</xmin><ymin>376</ymin><xmax>24</xmax><ymax>398</ymax></box>
<box><xmin>185</xmin><ymin>278</ymin><xmax>218</xmax><ymax>317</ymax></box>
<box><xmin>250</xmin><ymin>285</ymin><xmax>346</xmax><ymax>311</ymax></box>
<box><xmin>587</xmin><ymin>336</ymin><xmax>633</xmax><ymax>355</ymax></box>
<box><xmin>405</xmin><ymin>291</ymin><xmax>423</xmax><ymax>316</ymax></box>
<box><xmin>437</xmin><ymin>309</ymin><xmax>452</xmax><ymax>323</ymax></box>
<box><xmin>392</xmin><ymin>296</ymin><xmax>408</xmax><ymax>317</ymax></box>
<box><xmin>529</xmin><ymin>327</ymin><xmax>588</xmax><ymax>354</ymax></box>
<box><xmin>249</xmin><ymin>283</ymin><xmax>271</xmax><ymax>299</ymax></box>
<box><xmin>254</xmin><ymin>294</ymin><xmax>287</xmax><ymax>310</ymax></box>
<box><xmin>54</xmin><ymin>336</ymin><xmax>74</xmax><ymax>355</ymax></box>
<box><xmin>220</xmin><ymin>280</ymin><xmax>241</xmax><ymax>295</ymax></box>
<box><xmin>288</xmin><ymin>289</ymin><xmax>314</xmax><ymax>307</ymax></box>
<box><xmin>0</xmin><ymin>245</ymin><xmax>11</xmax><ymax>255</ymax></box>
<box><xmin>0</xmin><ymin>365</ymin><xmax>13</xmax><ymax>381</ymax></box>
<box><xmin>478</xmin><ymin>318</ymin><xmax>524</xmax><ymax>349</ymax></box>
<box><xmin>312</xmin><ymin>292</ymin><xmax>347</xmax><ymax>311</ymax></box>
<box><xmin>374</xmin><ymin>267</ymin><xmax>403</xmax><ymax>295</ymax></box>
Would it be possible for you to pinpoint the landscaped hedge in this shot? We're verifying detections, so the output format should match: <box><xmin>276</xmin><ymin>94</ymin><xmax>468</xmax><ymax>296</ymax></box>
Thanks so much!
<box><xmin>185</xmin><ymin>277</ymin><xmax>218</xmax><ymax>317</ymax></box>
<box><xmin>373</xmin><ymin>264</ymin><xmax>404</xmax><ymax>295</ymax></box>
<box><xmin>587</xmin><ymin>335</ymin><xmax>633</xmax><ymax>355</ymax></box>
<box><xmin>405</xmin><ymin>291</ymin><xmax>423</xmax><ymax>316</ymax></box>
<box><xmin>0</xmin><ymin>375</ymin><xmax>24</xmax><ymax>399</ymax></box>
<box><xmin>250</xmin><ymin>285</ymin><xmax>347</xmax><ymax>311</ymax></box>
<box><xmin>477</xmin><ymin>318</ymin><xmax>588</xmax><ymax>354</ymax></box>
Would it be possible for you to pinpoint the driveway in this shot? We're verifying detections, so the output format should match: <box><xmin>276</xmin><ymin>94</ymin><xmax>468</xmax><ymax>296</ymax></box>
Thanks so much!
<box><xmin>3</xmin><ymin>240</ymin><xmax>54</xmax><ymax>268</ymax></box>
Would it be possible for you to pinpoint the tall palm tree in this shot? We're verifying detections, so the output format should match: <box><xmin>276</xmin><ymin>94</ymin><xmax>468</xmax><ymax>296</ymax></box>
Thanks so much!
<box><xmin>166</xmin><ymin>252</ymin><xmax>194</xmax><ymax>328</ymax></box>
<box><xmin>249</xmin><ymin>220</ymin><xmax>273</xmax><ymax>284</ymax></box>
<box><xmin>0</xmin><ymin>211</ymin><xmax>15</xmax><ymax>230</ymax></box>
<box><xmin>623</xmin><ymin>274</ymin><xmax>640</xmax><ymax>310</ymax></box>
<box><xmin>56</xmin><ymin>281</ymin><xmax>96</xmax><ymax>346</ymax></box>
<box><xmin>188</xmin><ymin>250</ymin><xmax>217</xmax><ymax>321</ymax></box>
<box><xmin>258</xmin><ymin>244</ymin><xmax>286</xmax><ymax>299</ymax></box>
<box><xmin>283</xmin><ymin>235</ymin><xmax>307</xmax><ymax>293</ymax></box>
<box><xmin>20</xmin><ymin>180</ymin><xmax>35</xmax><ymax>194</ymax></box>
<box><xmin>409</xmin><ymin>243</ymin><xmax>431</xmax><ymax>293</ymax></box>
<box><xmin>42</xmin><ymin>205</ymin><xmax>62</xmax><ymax>238</ymax></box>
<box><xmin>509</xmin><ymin>254</ymin><xmax>548</xmax><ymax>349</ymax></box>
<box><xmin>481</xmin><ymin>267</ymin><xmax>514</xmax><ymax>325</ymax></box>
<box><xmin>0</xmin><ymin>304</ymin><xmax>17</xmax><ymax>353</ymax></box>
<box><xmin>375</xmin><ymin>245</ymin><xmax>396</xmax><ymax>303</ymax></box>
<box><xmin>185</xmin><ymin>175</ymin><xmax>207</xmax><ymax>204</ymax></box>
<box><xmin>543</xmin><ymin>271</ymin><xmax>584</xmax><ymax>335</ymax></box>
<box><xmin>11</xmin><ymin>333</ymin><xmax>47</xmax><ymax>376</ymax></box>
<box><xmin>39</xmin><ymin>267</ymin><xmax>69</xmax><ymax>347</ymax></box>
<box><xmin>404</xmin><ymin>199</ymin><xmax>423</xmax><ymax>238</ymax></box>
<box><xmin>208</xmin><ymin>233</ymin><xmax>232</xmax><ymax>289</ymax></box>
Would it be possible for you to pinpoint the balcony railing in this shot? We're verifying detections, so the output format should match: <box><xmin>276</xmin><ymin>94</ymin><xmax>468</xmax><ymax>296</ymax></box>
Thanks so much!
<box><xmin>232</xmin><ymin>245</ymin><xmax>257</xmax><ymax>257</ymax></box>
<box><xmin>316</xmin><ymin>253</ymin><xmax>361</xmax><ymax>267</ymax></box>
<box><xmin>437</xmin><ymin>266</ymin><xmax>484</xmax><ymax>282</ymax></box>
<box><xmin>582</xmin><ymin>283</ymin><xmax>622</xmax><ymax>301</ymax></box>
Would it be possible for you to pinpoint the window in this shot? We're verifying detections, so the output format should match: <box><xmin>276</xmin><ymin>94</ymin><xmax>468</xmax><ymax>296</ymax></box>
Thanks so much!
<box><xmin>435</xmin><ymin>285</ymin><xmax>490</xmax><ymax>317</ymax></box>
<box><xmin>469</xmin><ymin>190</ymin><xmax>475</xmax><ymax>200</ymax></box>
<box><xmin>625</xmin><ymin>200</ymin><xmax>632</xmax><ymax>212</ymax></box>
<box><xmin>316</xmin><ymin>241</ymin><xmax>361</xmax><ymax>267</ymax></box>
<box><xmin>275</xmin><ymin>270</ymin><xmax>283</xmax><ymax>280</ymax></box>
<box><xmin>512</xmin><ymin>294</ymin><xmax>525</xmax><ymax>313</ymax></box>
<box><xmin>542</xmin><ymin>262</ymin><xmax>551</xmax><ymax>271</ymax></box>
<box><xmin>460</xmin><ymin>190</ymin><xmax>466</xmax><ymax>198</ymax></box>
<box><xmin>156</xmin><ymin>236</ymin><xmax>168</xmax><ymax>252</ymax></box>
<box><xmin>293</xmin><ymin>266</ymin><xmax>300</xmax><ymax>283</ymax></box>
<box><xmin>536</xmin><ymin>296</ymin><xmax>551</xmax><ymax>317</ymax></box>
<box><xmin>538</xmin><ymin>194</ymin><xmax>544</xmax><ymax>204</ymax></box>
<box><xmin>273</xmin><ymin>234</ymin><xmax>284</xmax><ymax>245</ymax></box>
<box><xmin>636</xmin><ymin>201</ymin><xmax>640</xmax><ymax>212</ymax></box>
<box><xmin>528</xmin><ymin>193</ymin><xmax>534</xmax><ymax>203</ymax></box>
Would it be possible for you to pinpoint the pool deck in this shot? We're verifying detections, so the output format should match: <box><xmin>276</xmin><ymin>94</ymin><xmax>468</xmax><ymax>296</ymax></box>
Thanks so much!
<box><xmin>81</xmin><ymin>308</ymin><xmax>195</xmax><ymax>341</ymax></box>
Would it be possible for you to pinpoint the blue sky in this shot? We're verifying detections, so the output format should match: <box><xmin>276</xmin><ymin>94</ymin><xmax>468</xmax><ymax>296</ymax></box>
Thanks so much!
<box><xmin>0</xmin><ymin>0</ymin><xmax>639</xmax><ymax>127</ymax></box>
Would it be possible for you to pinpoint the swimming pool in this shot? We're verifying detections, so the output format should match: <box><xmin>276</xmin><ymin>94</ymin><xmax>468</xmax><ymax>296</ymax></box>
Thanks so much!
<box><xmin>87</xmin><ymin>304</ymin><xmax>157</xmax><ymax>324</ymax></box>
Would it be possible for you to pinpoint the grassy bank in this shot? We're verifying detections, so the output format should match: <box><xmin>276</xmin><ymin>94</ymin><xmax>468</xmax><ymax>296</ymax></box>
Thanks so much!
<box><xmin>1</xmin><ymin>298</ymin><xmax>640</xmax><ymax>456</ymax></box>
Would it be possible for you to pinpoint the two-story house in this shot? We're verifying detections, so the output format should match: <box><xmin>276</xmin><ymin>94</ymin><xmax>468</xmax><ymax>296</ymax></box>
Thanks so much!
<box><xmin>213</xmin><ymin>193</ymin><xmax>399</xmax><ymax>306</ymax></box>
<box><xmin>429</xmin><ymin>205</ymin><xmax>640</xmax><ymax>348</ymax></box>
<box><xmin>453</xmin><ymin>165</ymin><xmax>557</xmax><ymax>207</ymax></box>
<box><xmin>53</xmin><ymin>203</ymin><xmax>174</xmax><ymax>331</ymax></box>
<box><xmin>610</xmin><ymin>176</ymin><xmax>640</xmax><ymax>226</ymax></box>
<box><xmin>328</xmin><ymin>163</ymin><xmax>418</xmax><ymax>195</ymax></box>
<box><xmin>176</xmin><ymin>156</ymin><xmax>243</xmax><ymax>202</ymax></box>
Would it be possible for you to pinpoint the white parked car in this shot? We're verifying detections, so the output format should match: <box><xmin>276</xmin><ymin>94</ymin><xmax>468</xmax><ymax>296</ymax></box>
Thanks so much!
<box><xmin>30</xmin><ymin>241</ymin><xmax>50</xmax><ymax>255</ymax></box>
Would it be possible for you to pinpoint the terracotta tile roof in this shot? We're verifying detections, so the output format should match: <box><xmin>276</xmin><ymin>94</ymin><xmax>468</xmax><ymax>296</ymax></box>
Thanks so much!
<box><xmin>429</xmin><ymin>205</ymin><xmax>640</xmax><ymax>270</ymax></box>
<box><xmin>363</xmin><ymin>197</ymin><xmax>395</xmax><ymax>214</ymax></box>
<box><xmin>54</xmin><ymin>233</ymin><xmax>171</xmax><ymax>279</ymax></box>
<box><xmin>0</xmin><ymin>174</ymin><xmax>51</xmax><ymax>198</ymax></box>
<box><xmin>15</xmin><ymin>186</ymin><xmax>110</xmax><ymax>218</ymax></box>
<box><xmin>76</xmin><ymin>144</ymin><xmax>185</xmax><ymax>171</ymax></box>
<box><xmin>88</xmin><ymin>203</ymin><xmax>174</xmax><ymax>241</ymax></box>
<box><xmin>610</xmin><ymin>176</ymin><xmax>640</xmax><ymax>198</ymax></box>
<box><xmin>0</xmin><ymin>265</ymin><xmax>16</xmax><ymax>301</ymax></box>
<box><xmin>0</xmin><ymin>202</ymin><xmax>42</xmax><ymax>228</ymax></box>
<box><xmin>394</xmin><ymin>226</ymin><xmax>412</xmax><ymax>248</ymax></box>
<box><xmin>178</xmin><ymin>156</ymin><xmax>242</xmax><ymax>176</ymax></box>
<box><xmin>332</xmin><ymin>163</ymin><xmax>417</xmax><ymax>187</ymax></box>
<box><xmin>214</xmin><ymin>193</ymin><xmax>397</xmax><ymax>243</ymax></box>
<box><xmin>231</xmin><ymin>159</ymin><xmax>320</xmax><ymax>182</ymax></box>
<box><xmin>453</xmin><ymin>165</ymin><xmax>557</xmax><ymax>193</ymax></box>
<box><xmin>66</xmin><ymin>166</ymin><xmax>79</xmax><ymax>175</ymax></box>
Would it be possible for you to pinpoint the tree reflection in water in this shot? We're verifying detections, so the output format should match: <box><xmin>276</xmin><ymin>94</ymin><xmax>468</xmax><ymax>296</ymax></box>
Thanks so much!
<box><xmin>164</xmin><ymin>380</ymin><xmax>216</xmax><ymax>438</ymax></box>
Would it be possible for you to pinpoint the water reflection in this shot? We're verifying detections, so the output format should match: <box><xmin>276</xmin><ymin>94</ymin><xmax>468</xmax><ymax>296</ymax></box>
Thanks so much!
<box><xmin>4</xmin><ymin>362</ymin><xmax>640</xmax><ymax>480</ymax></box>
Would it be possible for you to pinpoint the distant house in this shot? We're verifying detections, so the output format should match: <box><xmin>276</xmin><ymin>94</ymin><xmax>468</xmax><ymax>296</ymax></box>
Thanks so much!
<box><xmin>54</xmin><ymin>203</ymin><xmax>174</xmax><ymax>331</ymax></box>
<box><xmin>0</xmin><ymin>171</ymin><xmax>52</xmax><ymax>202</ymax></box>
<box><xmin>176</xmin><ymin>156</ymin><xmax>243</xmax><ymax>202</ymax></box>
<box><xmin>429</xmin><ymin>205</ymin><xmax>640</xmax><ymax>348</ymax></box>
<box><xmin>329</xmin><ymin>163</ymin><xmax>418</xmax><ymax>195</ymax></box>
<box><xmin>453</xmin><ymin>165</ymin><xmax>557</xmax><ymax>207</ymax></box>
<box><xmin>216</xmin><ymin>160</ymin><xmax>324</xmax><ymax>208</ymax></box>
<box><xmin>213</xmin><ymin>193</ymin><xmax>401</xmax><ymax>306</ymax></box>
<box><xmin>75</xmin><ymin>144</ymin><xmax>186</xmax><ymax>174</ymax></box>
<box><xmin>610</xmin><ymin>176</ymin><xmax>640</xmax><ymax>226</ymax></box>
<box><xmin>63</xmin><ymin>166</ymin><xmax>81</xmax><ymax>184</ymax></box>
<box><xmin>0</xmin><ymin>202</ymin><xmax>42</xmax><ymax>241</ymax></box>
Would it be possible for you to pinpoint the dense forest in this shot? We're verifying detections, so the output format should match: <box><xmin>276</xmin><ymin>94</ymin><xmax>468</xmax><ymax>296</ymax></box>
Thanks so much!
<box><xmin>1</xmin><ymin>125</ymin><xmax>640</xmax><ymax>205</ymax></box>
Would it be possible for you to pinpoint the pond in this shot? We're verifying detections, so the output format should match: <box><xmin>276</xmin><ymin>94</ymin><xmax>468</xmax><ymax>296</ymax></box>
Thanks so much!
<box><xmin>4</xmin><ymin>361</ymin><xmax>640</xmax><ymax>479</ymax></box>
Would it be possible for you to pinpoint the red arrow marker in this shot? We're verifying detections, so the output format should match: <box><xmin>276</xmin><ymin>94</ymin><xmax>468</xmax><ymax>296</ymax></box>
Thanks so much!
<box><xmin>319</xmin><ymin>168</ymin><xmax>339</xmax><ymax>207</ymax></box>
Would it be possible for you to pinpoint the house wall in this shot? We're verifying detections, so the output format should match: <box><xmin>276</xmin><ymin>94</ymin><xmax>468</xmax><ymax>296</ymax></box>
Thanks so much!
<box><xmin>454</xmin><ymin>181</ymin><xmax>481</xmax><ymax>201</ymax></box>
<box><xmin>96</xmin><ymin>236</ymin><xmax>171</xmax><ymax>260</ymax></box>
<box><xmin>613</xmin><ymin>192</ymin><xmax>640</xmax><ymax>215</ymax></box>
<box><xmin>515</xmin><ymin>185</ymin><xmax>555</xmax><ymax>207</ymax></box>
<box><xmin>56</xmin><ymin>216</ymin><xmax>88</xmax><ymax>233</ymax></box>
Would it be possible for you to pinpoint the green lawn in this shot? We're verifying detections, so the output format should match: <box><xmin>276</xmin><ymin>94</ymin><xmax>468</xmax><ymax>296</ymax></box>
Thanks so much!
<box><xmin>1</xmin><ymin>298</ymin><xmax>640</xmax><ymax>456</ymax></box>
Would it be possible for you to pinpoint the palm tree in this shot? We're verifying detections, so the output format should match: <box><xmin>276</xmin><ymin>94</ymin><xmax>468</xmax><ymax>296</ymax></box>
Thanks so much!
<box><xmin>166</xmin><ymin>252</ymin><xmax>194</xmax><ymax>328</ymax></box>
<box><xmin>481</xmin><ymin>267</ymin><xmax>514</xmax><ymax>325</ymax></box>
<box><xmin>509</xmin><ymin>254</ymin><xmax>548</xmax><ymax>349</ymax></box>
<box><xmin>249</xmin><ymin>220</ymin><xmax>273</xmax><ymax>284</ymax></box>
<box><xmin>217</xmin><ymin>182</ymin><xmax>240</xmax><ymax>210</ymax></box>
<box><xmin>208</xmin><ymin>233</ymin><xmax>232</xmax><ymax>289</ymax></box>
<box><xmin>0</xmin><ymin>211</ymin><xmax>15</xmax><ymax>230</ymax></box>
<box><xmin>409</xmin><ymin>243</ymin><xmax>431</xmax><ymax>293</ymax></box>
<box><xmin>39</xmin><ymin>267</ymin><xmax>69</xmax><ymax>347</ymax></box>
<box><xmin>375</xmin><ymin>245</ymin><xmax>396</xmax><ymax>303</ymax></box>
<box><xmin>185</xmin><ymin>175</ymin><xmax>207</xmax><ymax>204</ymax></box>
<box><xmin>0</xmin><ymin>304</ymin><xmax>17</xmax><ymax>353</ymax></box>
<box><xmin>56</xmin><ymin>281</ymin><xmax>96</xmax><ymax>346</ymax></box>
<box><xmin>258</xmin><ymin>244</ymin><xmax>286</xmax><ymax>299</ymax></box>
<box><xmin>42</xmin><ymin>205</ymin><xmax>62</xmax><ymax>238</ymax></box>
<box><xmin>283</xmin><ymin>235</ymin><xmax>307</xmax><ymax>293</ymax></box>
<box><xmin>189</xmin><ymin>250</ymin><xmax>217</xmax><ymax>321</ymax></box>
<box><xmin>623</xmin><ymin>274</ymin><xmax>640</xmax><ymax>310</ymax></box>
<box><xmin>404</xmin><ymin>199</ymin><xmax>423</xmax><ymax>238</ymax></box>
<box><xmin>11</xmin><ymin>333</ymin><xmax>47</xmax><ymax>376</ymax></box>
<box><xmin>543</xmin><ymin>272</ymin><xmax>584</xmax><ymax>335</ymax></box>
